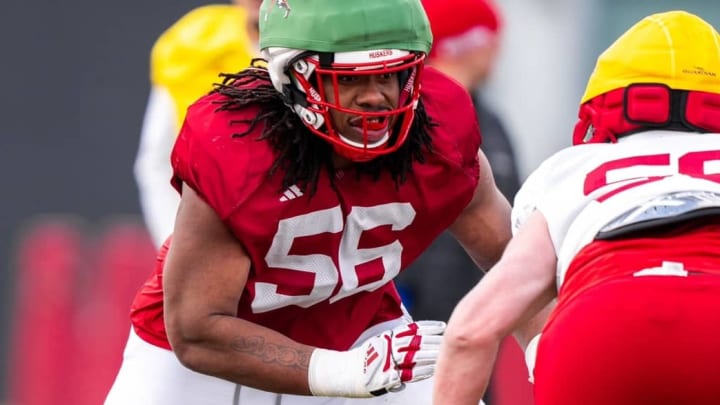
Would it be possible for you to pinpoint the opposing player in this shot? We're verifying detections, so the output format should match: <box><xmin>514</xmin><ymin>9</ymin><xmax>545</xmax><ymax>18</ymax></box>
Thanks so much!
<box><xmin>134</xmin><ymin>0</ymin><xmax>260</xmax><ymax>248</ymax></box>
<box><xmin>106</xmin><ymin>0</ymin><xmax>521</xmax><ymax>404</ymax></box>
<box><xmin>433</xmin><ymin>10</ymin><xmax>720</xmax><ymax>405</ymax></box>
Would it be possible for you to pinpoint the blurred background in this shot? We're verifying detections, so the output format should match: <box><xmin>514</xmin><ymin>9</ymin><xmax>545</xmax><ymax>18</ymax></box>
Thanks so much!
<box><xmin>0</xmin><ymin>0</ymin><xmax>718</xmax><ymax>403</ymax></box>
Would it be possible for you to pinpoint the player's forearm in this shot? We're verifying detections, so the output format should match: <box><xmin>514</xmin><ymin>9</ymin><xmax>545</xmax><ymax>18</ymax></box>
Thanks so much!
<box><xmin>171</xmin><ymin>315</ymin><xmax>443</xmax><ymax>398</ymax></box>
<box><xmin>433</xmin><ymin>283</ymin><xmax>503</xmax><ymax>404</ymax></box>
<box><xmin>170</xmin><ymin>314</ymin><xmax>314</xmax><ymax>395</ymax></box>
<box><xmin>433</xmin><ymin>328</ymin><xmax>498</xmax><ymax>405</ymax></box>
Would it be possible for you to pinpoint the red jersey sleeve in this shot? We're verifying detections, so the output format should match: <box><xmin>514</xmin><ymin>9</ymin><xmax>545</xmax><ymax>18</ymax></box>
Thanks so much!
<box><xmin>420</xmin><ymin>67</ymin><xmax>482</xmax><ymax>183</ymax></box>
<box><xmin>170</xmin><ymin>92</ymin><xmax>274</xmax><ymax>220</ymax></box>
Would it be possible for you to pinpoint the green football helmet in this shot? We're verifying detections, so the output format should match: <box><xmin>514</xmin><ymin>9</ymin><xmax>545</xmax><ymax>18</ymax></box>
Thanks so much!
<box><xmin>259</xmin><ymin>0</ymin><xmax>432</xmax><ymax>162</ymax></box>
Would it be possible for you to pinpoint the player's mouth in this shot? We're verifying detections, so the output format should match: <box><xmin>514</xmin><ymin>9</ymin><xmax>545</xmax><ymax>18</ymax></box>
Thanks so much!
<box><xmin>348</xmin><ymin>115</ymin><xmax>390</xmax><ymax>144</ymax></box>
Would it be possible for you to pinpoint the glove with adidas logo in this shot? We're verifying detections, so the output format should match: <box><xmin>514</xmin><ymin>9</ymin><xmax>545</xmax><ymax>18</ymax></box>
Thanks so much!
<box><xmin>308</xmin><ymin>321</ymin><xmax>446</xmax><ymax>398</ymax></box>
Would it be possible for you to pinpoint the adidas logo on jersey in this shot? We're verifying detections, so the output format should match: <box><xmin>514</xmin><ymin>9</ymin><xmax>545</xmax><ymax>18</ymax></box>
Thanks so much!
<box><xmin>279</xmin><ymin>185</ymin><xmax>304</xmax><ymax>202</ymax></box>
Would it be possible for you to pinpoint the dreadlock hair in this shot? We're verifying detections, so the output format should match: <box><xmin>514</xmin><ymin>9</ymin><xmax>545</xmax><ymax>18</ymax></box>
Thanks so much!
<box><xmin>213</xmin><ymin>58</ymin><xmax>437</xmax><ymax>196</ymax></box>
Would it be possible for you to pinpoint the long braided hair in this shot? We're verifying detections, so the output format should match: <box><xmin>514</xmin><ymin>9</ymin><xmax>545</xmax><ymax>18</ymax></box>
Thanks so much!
<box><xmin>213</xmin><ymin>58</ymin><xmax>436</xmax><ymax>196</ymax></box>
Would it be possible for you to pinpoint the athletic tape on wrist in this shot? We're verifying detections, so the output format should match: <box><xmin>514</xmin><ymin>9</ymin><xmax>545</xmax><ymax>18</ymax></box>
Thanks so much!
<box><xmin>308</xmin><ymin>348</ymin><xmax>369</xmax><ymax>398</ymax></box>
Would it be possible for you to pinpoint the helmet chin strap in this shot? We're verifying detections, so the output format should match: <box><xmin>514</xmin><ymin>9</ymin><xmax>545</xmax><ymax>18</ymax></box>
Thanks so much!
<box><xmin>337</xmin><ymin>131</ymin><xmax>390</xmax><ymax>149</ymax></box>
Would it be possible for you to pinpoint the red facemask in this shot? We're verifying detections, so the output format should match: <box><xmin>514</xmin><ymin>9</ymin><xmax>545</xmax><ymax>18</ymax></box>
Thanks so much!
<box><xmin>288</xmin><ymin>51</ymin><xmax>425</xmax><ymax>162</ymax></box>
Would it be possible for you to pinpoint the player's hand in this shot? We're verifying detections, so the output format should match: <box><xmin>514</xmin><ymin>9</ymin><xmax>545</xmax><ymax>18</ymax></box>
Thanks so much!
<box><xmin>308</xmin><ymin>320</ymin><xmax>446</xmax><ymax>398</ymax></box>
<box><xmin>360</xmin><ymin>320</ymin><xmax>446</xmax><ymax>395</ymax></box>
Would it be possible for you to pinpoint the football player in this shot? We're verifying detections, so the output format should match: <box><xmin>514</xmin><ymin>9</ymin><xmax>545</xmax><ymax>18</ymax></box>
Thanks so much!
<box><xmin>106</xmin><ymin>0</ymin><xmax>533</xmax><ymax>404</ymax></box>
<box><xmin>433</xmin><ymin>10</ymin><xmax>720</xmax><ymax>405</ymax></box>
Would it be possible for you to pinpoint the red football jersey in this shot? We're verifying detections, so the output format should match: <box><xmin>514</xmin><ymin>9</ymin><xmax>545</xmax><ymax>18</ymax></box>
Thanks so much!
<box><xmin>131</xmin><ymin>67</ymin><xmax>481</xmax><ymax>351</ymax></box>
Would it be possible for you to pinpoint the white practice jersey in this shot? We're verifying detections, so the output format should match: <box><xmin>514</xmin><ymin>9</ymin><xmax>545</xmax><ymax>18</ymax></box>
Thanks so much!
<box><xmin>512</xmin><ymin>130</ymin><xmax>720</xmax><ymax>289</ymax></box>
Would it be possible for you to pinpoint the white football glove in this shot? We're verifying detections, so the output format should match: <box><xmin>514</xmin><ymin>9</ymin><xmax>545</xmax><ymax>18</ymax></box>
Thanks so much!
<box><xmin>308</xmin><ymin>320</ymin><xmax>446</xmax><ymax>398</ymax></box>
